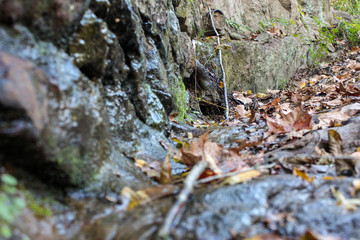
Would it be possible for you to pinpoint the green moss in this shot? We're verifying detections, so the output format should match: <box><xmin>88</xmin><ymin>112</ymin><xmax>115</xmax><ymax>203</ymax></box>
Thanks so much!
<box><xmin>58</xmin><ymin>146</ymin><xmax>90</xmax><ymax>186</ymax></box>
<box><xmin>28</xmin><ymin>202</ymin><xmax>52</xmax><ymax>218</ymax></box>
<box><xmin>170</xmin><ymin>75</ymin><xmax>188</xmax><ymax>121</ymax></box>
<box><xmin>23</xmin><ymin>190</ymin><xmax>52</xmax><ymax>219</ymax></box>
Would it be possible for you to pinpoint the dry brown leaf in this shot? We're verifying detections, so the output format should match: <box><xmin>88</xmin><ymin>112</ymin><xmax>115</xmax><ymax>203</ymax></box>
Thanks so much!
<box><xmin>233</xmin><ymin>91</ymin><xmax>252</xmax><ymax>104</ymax></box>
<box><xmin>169</xmin><ymin>112</ymin><xmax>179</xmax><ymax>123</ymax></box>
<box><xmin>328</xmin><ymin>129</ymin><xmax>342</xmax><ymax>156</ymax></box>
<box><xmin>317</xmin><ymin>111</ymin><xmax>350</xmax><ymax>128</ymax></box>
<box><xmin>266</xmin><ymin>106</ymin><xmax>312</xmax><ymax>134</ymax></box>
<box><xmin>160</xmin><ymin>150</ymin><xmax>173</xmax><ymax>184</ymax></box>
<box><xmin>135</xmin><ymin>159</ymin><xmax>161</xmax><ymax>180</ymax></box>
<box><xmin>235</xmin><ymin>104</ymin><xmax>250</xmax><ymax>117</ymax></box>
<box><xmin>175</xmin><ymin>133</ymin><xmax>246</xmax><ymax>174</ymax></box>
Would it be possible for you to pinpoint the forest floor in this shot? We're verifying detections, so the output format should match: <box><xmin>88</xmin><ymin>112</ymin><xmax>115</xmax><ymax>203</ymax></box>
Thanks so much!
<box><xmin>122</xmin><ymin>46</ymin><xmax>360</xmax><ymax>240</ymax></box>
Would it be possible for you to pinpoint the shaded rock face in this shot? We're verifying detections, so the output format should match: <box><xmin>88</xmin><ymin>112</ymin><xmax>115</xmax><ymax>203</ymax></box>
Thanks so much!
<box><xmin>0</xmin><ymin>0</ymin><xmax>195</xmax><ymax>190</ymax></box>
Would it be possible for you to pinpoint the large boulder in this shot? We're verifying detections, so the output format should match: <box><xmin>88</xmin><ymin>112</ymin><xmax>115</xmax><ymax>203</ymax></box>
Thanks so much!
<box><xmin>0</xmin><ymin>42</ymin><xmax>110</xmax><ymax>187</ymax></box>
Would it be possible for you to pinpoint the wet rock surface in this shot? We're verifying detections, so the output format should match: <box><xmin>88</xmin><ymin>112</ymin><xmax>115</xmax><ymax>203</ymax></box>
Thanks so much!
<box><xmin>71</xmin><ymin>175</ymin><xmax>360</xmax><ymax>240</ymax></box>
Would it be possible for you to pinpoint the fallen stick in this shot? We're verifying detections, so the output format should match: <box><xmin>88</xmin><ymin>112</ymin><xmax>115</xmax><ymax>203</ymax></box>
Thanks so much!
<box><xmin>208</xmin><ymin>7</ymin><xmax>229</xmax><ymax>121</ymax></box>
<box><xmin>196</xmin><ymin>163</ymin><xmax>276</xmax><ymax>184</ymax></box>
<box><xmin>157</xmin><ymin>160</ymin><xmax>208</xmax><ymax>239</ymax></box>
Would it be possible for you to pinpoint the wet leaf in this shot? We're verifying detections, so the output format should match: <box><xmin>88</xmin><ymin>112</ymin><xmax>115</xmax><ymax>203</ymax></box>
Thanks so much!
<box><xmin>293</xmin><ymin>167</ymin><xmax>314</xmax><ymax>183</ymax></box>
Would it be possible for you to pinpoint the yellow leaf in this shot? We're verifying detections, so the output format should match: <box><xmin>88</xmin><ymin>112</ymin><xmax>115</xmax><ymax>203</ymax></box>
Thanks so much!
<box><xmin>324</xmin><ymin>176</ymin><xmax>336</xmax><ymax>180</ymax></box>
<box><xmin>293</xmin><ymin>168</ymin><xmax>314</xmax><ymax>183</ymax></box>
<box><xmin>300</xmin><ymin>81</ymin><xmax>307</xmax><ymax>89</ymax></box>
<box><xmin>257</xmin><ymin>93</ymin><xmax>268</xmax><ymax>99</ymax></box>
<box><xmin>244</xmin><ymin>237</ymin><xmax>262</xmax><ymax>240</ymax></box>
<box><xmin>120</xmin><ymin>187</ymin><xmax>150</xmax><ymax>210</ymax></box>
<box><xmin>222</xmin><ymin>170</ymin><xmax>261</xmax><ymax>185</ymax></box>
<box><xmin>331</xmin><ymin>186</ymin><xmax>360</xmax><ymax>211</ymax></box>
<box><xmin>135</xmin><ymin>159</ymin><xmax>146</xmax><ymax>168</ymax></box>
<box><xmin>246</xmin><ymin>90</ymin><xmax>252</xmax><ymax>95</ymax></box>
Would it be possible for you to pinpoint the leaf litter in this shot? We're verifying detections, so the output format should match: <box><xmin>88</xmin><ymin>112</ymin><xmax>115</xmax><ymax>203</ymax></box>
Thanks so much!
<box><xmin>117</xmin><ymin>45</ymin><xmax>360</xmax><ymax>239</ymax></box>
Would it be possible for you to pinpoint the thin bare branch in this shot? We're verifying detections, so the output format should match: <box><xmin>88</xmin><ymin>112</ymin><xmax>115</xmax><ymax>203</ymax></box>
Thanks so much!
<box><xmin>208</xmin><ymin>7</ymin><xmax>229</xmax><ymax>121</ymax></box>
<box><xmin>157</xmin><ymin>160</ymin><xmax>208</xmax><ymax>239</ymax></box>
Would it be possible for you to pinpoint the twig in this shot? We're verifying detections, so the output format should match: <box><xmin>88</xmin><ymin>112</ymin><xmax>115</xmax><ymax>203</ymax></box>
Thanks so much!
<box><xmin>157</xmin><ymin>161</ymin><xmax>208</xmax><ymax>239</ymax></box>
<box><xmin>192</xmin><ymin>40</ymin><xmax>198</xmax><ymax>98</ymax></box>
<box><xmin>208</xmin><ymin>7</ymin><xmax>229</xmax><ymax>121</ymax></box>
<box><xmin>196</xmin><ymin>163</ymin><xmax>276</xmax><ymax>184</ymax></box>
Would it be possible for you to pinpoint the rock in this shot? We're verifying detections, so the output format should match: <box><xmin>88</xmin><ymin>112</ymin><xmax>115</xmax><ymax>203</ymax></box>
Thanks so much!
<box><xmin>174</xmin><ymin>0</ymin><xmax>202</xmax><ymax>37</ymax></box>
<box><xmin>72</xmin><ymin>175</ymin><xmax>360</xmax><ymax>240</ymax></box>
<box><xmin>0</xmin><ymin>0</ymin><xmax>91</xmax><ymax>44</ymax></box>
<box><xmin>68</xmin><ymin>9</ymin><xmax>128</xmax><ymax>84</ymax></box>
<box><xmin>0</xmin><ymin>28</ymin><xmax>111</xmax><ymax>187</ymax></box>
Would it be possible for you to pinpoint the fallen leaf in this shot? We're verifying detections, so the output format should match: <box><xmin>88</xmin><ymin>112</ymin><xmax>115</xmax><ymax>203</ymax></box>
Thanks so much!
<box><xmin>299</xmin><ymin>230</ymin><xmax>341</xmax><ymax>240</ymax></box>
<box><xmin>119</xmin><ymin>185</ymin><xmax>179</xmax><ymax>210</ymax></box>
<box><xmin>244</xmin><ymin>234</ymin><xmax>285</xmax><ymax>240</ymax></box>
<box><xmin>328</xmin><ymin>129</ymin><xmax>342</xmax><ymax>156</ymax></box>
<box><xmin>266</xmin><ymin>106</ymin><xmax>312</xmax><ymax>133</ymax></box>
<box><xmin>222</xmin><ymin>170</ymin><xmax>261</xmax><ymax>185</ymax></box>
<box><xmin>175</xmin><ymin>133</ymin><xmax>249</xmax><ymax>174</ymax></box>
<box><xmin>317</xmin><ymin>111</ymin><xmax>350</xmax><ymax>127</ymax></box>
<box><xmin>257</xmin><ymin>92</ymin><xmax>268</xmax><ymax>99</ymax></box>
<box><xmin>331</xmin><ymin>186</ymin><xmax>360</xmax><ymax>211</ymax></box>
<box><xmin>169</xmin><ymin>112</ymin><xmax>179</xmax><ymax>123</ymax></box>
<box><xmin>235</xmin><ymin>104</ymin><xmax>250</xmax><ymax>117</ymax></box>
<box><xmin>135</xmin><ymin>159</ymin><xmax>161</xmax><ymax>180</ymax></box>
<box><xmin>160</xmin><ymin>150</ymin><xmax>173</xmax><ymax>184</ymax></box>
<box><xmin>293</xmin><ymin>167</ymin><xmax>314</xmax><ymax>182</ymax></box>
